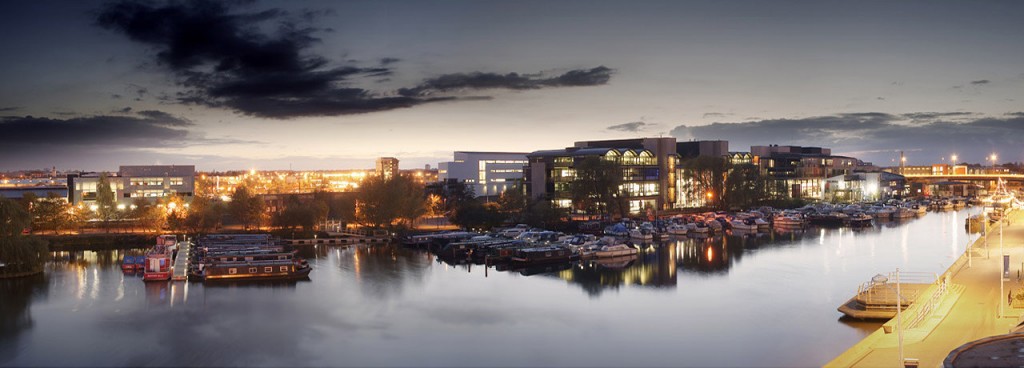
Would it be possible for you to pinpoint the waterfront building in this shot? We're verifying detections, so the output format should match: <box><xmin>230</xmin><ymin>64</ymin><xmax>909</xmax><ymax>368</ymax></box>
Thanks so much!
<box><xmin>752</xmin><ymin>145</ymin><xmax>861</xmax><ymax>199</ymax></box>
<box><xmin>375</xmin><ymin>157</ymin><xmax>400</xmax><ymax>180</ymax></box>
<box><xmin>438</xmin><ymin>151</ymin><xmax>529</xmax><ymax>198</ymax></box>
<box><xmin>574</xmin><ymin>138</ymin><xmax>678</xmax><ymax>210</ymax></box>
<box><xmin>672</xmin><ymin>140</ymin><xmax>733</xmax><ymax>209</ymax></box>
<box><xmin>823</xmin><ymin>172</ymin><xmax>906</xmax><ymax>202</ymax></box>
<box><xmin>120</xmin><ymin>165</ymin><xmax>195</xmax><ymax>202</ymax></box>
<box><xmin>67</xmin><ymin>172</ymin><xmax>125</xmax><ymax>205</ymax></box>
<box><xmin>527</xmin><ymin>137</ymin><xmax>675</xmax><ymax>216</ymax></box>
<box><xmin>68</xmin><ymin>165</ymin><xmax>195</xmax><ymax>206</ymax></box>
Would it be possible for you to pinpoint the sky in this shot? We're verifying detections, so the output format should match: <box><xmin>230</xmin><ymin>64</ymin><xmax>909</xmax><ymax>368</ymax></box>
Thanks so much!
<box><xmin>1</xmin><ymin>0</ymin><xmax>1022</xmax><ymax>171</ymax></box>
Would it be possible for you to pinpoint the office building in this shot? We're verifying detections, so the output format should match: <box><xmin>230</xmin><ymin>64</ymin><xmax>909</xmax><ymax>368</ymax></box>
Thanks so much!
<box><xmin>438</xmin><ymin>151</ymin><xmax>529</xmax><ymax>198</ymax></box>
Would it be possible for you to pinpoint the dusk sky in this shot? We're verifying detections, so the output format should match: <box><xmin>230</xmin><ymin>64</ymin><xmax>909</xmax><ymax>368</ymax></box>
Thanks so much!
<box><xmin>1</xmin><ymin>0</ymin><xmax>1023</xmax><ymax>171</ymax></box>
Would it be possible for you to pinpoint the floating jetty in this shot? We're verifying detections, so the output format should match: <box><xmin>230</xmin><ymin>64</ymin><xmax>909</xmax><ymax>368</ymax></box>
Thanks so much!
<box><xmin>838</xmin><ymin>272</ymin><xmax>936</xmax><ymax>319</ymax></box>
<box><xmin>171</xmin><ymin>239</ymin><xmax>190</xmax><ymax>281</ymax></box>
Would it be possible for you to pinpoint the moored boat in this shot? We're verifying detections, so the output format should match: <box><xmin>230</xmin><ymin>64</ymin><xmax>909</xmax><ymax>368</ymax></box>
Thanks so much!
<box><xmin>510</xmin><ymin>245</ymin><xmax>578</xmax><ymax>266</ymax></box>
<box><xmin>143</xmin><ymin>235</ymin><xmax>176</xmax><ymax>281</ymax></box>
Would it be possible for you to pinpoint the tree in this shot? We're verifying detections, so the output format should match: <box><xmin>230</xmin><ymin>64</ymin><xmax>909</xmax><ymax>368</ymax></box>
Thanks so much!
<box><xmin>0</xmin><ymin>197</ymin><xmax>49</xmax><ymax>277</ymax></box>
<box><xmin>356</xmin><ymin>174</ymin><xmax>427</xmax><ymax>229</ymax></box>
<box><xmin>0</xmin><ymin>197</ymin><xmax>31</xmax><ymax>237</ymax></box>
<box><xmin>95</xmin><ymin>173</ymin><xmax>117</xmax><ymax>232</ymax></box>
<box><xmin>523</xmin><ymin>196</ymin><xmax>563</xmax><ymax>230</ymax></box>
<box><xmin>568</xmin><ymin>156</ymin><xmax>623</xmax><ymax>219</ymax></box>
<box><xmin>29</xmin><ymin>194</ymin><xmax>71</xmax><ymax>235</ymax></box>
<box><xmin>425</xmin><ymin>180</ymin><xmax>475</xmax><ymax>218</ymax></box>
<box><xmin>229</xmin><ymin>185</ymin><xmax>265</xmax><ymax>231</ymax></box>
<box><xmin>723</xmin><ymin>163</ymin><xmax>766</xmax><ymax>210</ymax></box>
<box><xmin>450</xmin><ymin>200</ymin><xmax>505</xmax><ymax>231</ymax></box>
<box><xmin>182</xmin><ymin>196</ymin><xmax>225</xmax><ymax>234</ymax></box>
<box><xmin>679</xmin><ymin>156</ymin><xmax>729</xmax><ymax>210</ymax></box>
<box><xmin>130</xmin><ymin>199</ymin><xmax>167</xmax><ymax>234</ymax></box>
<box><xmin>497</xmin><ymin>181</ymin><xmax>528</xmax><ymax>222</ymax></box>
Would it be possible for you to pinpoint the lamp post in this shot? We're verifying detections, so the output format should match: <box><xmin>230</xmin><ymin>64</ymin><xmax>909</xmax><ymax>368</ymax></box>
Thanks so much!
<box><xmin>1000</xmin><ymin>211</ymin><xmax>1005</xmax><ymax>318</ymax></box>
<box><xmin>896</xmin><ymin>268</ymin><xmax>904</xmax><ymax>365</ymax></box>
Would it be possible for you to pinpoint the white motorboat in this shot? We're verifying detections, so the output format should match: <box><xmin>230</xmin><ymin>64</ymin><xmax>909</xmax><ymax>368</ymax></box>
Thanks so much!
<box><xmin>629</xmin><ymin>228</ymin><xmax>653</xmax><ymax>241</ymax></box>
<box><xmin>666</xmin><ymin>224</ymin><xmax>688</xmax><ymax>235</ymax></box>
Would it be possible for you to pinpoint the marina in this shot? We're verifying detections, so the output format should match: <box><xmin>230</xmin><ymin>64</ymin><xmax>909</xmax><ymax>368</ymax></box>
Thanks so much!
<box><xmin>1</xmin><ymin>207</ymin><xmax>982</xmax><ymax>367</ymax></box>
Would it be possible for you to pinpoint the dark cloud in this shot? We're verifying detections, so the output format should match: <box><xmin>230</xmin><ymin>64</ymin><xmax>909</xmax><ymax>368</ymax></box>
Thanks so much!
<box><xmin>97</xmin><ymin>1</ymin><xmax>613</xmax><ymax>119</ymax></box>
<box><xmin>1006</xmin><ymin>112</ymin><xmax>1024</xmax><ymax>117</ymax></box>
<box><xmin>971</xmin><ymin>79</ymin><xmax>991</xmax><ymax>85</ymax></box>
<box><xmin>114</xmin><ymin>107</ymin><xmax>132</xmax><ymax>113</ymax></box>
<box><xmin>397</xmin><ymin>66</ymin><xmax>613</xmax><ymax>97</ymax></box>
<box><xmin>902</xmin><ymin>112</ymin><xmax>974</xmax><ymax>121</ymax></box>
<box><xmin>671</xmin><ymin>113</ymin><xmax>1024</xmax><ymax>165</ymax></box>
<box><xmin>607</xmin><ymin>122</ymin><xmax>646</xmax><ymax>132</ymax></box>
<box><xmin>0</xmin><ymin>111</ymin><xmax>191</xmax><ymax>149</ymax></box>
<box><xmin>0</xmin><ymin>107</ymin><xmax>18</xmax><ymax>112</ymax></box>
<box><xmin>111</xmin><ymin>94</ymin><xmax>123</xmax><ymax>100</ymax></box>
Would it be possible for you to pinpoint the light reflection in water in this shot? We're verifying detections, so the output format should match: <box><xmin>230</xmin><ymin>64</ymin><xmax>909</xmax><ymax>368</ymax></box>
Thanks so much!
<box><xmin>0</xmin><ymin>208</ymin><xmax>985</xmax><ymax>368</ymax></box>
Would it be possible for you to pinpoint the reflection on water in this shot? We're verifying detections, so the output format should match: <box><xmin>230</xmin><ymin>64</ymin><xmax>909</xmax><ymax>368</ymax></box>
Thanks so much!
<box><xmin>0</xmin><ymin>273</ymin><xmax>47</xmax><ymax>365</ymax></box>
<box><xmin>0</xmin><ymin>209</ymin><xmax>981</xmax><ymax>367</ymax></box>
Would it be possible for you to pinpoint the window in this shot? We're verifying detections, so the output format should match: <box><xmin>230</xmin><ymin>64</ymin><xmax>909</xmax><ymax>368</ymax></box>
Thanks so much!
<box><xmin>264</xmin><ymin>267</ymin><xmax>273</xmax><ymax>273</ymax></box>
<box><xmin>249</xmin><ymin>267</ymin><xmax>257</xmax><ymax>273</ymax></box>
<box><xmin>280</xmin><ymin>266</ymin><xmax>289</xmax><ymax>272</ymax></box>
<box><xmin>228</xmin><ymin>268</ymin><xmax>237</xmax><ymax>274</ymax></box>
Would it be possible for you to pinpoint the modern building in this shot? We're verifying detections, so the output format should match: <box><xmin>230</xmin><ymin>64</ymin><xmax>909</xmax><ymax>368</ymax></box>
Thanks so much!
<box><xmin>528</xmin><ymin>138</ymin><xmax>676</xmax><ymax>216</ymax></box>
<box><xmin>677</xmin><ymin>140</ymin><xmax>729</xmax><ymax>159</ymax></box>
<box><xmin>375</xmin><ymin>157</ymin><xmax>400</xmax><ymax>180</ymax></box>
<box><xmin>68</xmin><ymin>165</ymin><xmax>195</xmax><ymax>205</ymax></box>
<box><xmin>823</xmin><ymin>172</ymin><xmax>906</xmax><ymax>202</ymax></box>
<box><xmin>120</xmin><ymin>165</ymin><xmax>195</xmax><ymax>201</ymax></box>
<box><xmin>574</xmin><ymin>137</ymin><xmax>678</xmax><ymax>210</ymax></box>
<box><xmin>752</xmin><ymin>145</ymin><xmax>861</xmax><ymax>199</ymax></box>
<box><xmin>438</xmin><ymin>151</ymin><xmax>529</xmax><ymax>198</ymax></box>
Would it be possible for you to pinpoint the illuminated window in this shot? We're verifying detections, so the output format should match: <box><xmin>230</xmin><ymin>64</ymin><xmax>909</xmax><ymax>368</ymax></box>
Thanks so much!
<box><xmin>249</xmin><ymin>267</ymin><xmax>257</xmax><ymax>273</ymax></box>
<box><xmin>264</xmin><ymin>267</ymin><xmax>273</xmax><ymax>273</ymax></box>
<box><xmin>229</xmin><ymin>268</ymin><xmax>237</xmax><ymax>274</ymax></box>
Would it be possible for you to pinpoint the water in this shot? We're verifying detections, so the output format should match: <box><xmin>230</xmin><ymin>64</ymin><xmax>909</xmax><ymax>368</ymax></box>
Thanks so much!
<box><xmin>1</xmin><ymin>208</ymin><xmax>982</xmax><ymax>367</ymax></box>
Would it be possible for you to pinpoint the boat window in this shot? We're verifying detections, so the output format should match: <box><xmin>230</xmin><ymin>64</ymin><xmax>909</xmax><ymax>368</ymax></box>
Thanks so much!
<box><xmin>228</xmin><ymin>268</ymin><xmax>237</xmax><ymax>274</ymax></box>
<box><xmin>280</xmin><ymin>266</ymin><xmax>288</xmax><ymax>272</ymax></box>
<box><xmin>545</xmin><ymin>252</ymin><xmax>552</xmax><ymax>257</ymax></box>
<box><xmin>249</xmin><ymin>267</ymin><xmax>257</xmax><ymax>273</ymax></box>
<box><xmin>264</xmin><ymin>267</ymin><xmax>273</xmax><ymax>273</ymax></box>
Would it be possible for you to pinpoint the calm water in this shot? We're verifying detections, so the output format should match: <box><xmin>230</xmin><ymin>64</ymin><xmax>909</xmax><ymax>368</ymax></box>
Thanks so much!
<box><xmin>1</xmin><ymin>208</ymin><xmax>982</xmax><ymax>367</ymax></box>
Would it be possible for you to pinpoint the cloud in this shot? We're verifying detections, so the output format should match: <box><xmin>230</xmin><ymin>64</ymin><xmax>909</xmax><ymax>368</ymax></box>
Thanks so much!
<box><xmin>971</xmin><ymin>79</ymin><xmax>991</xmax><ymax>85</ymax></box>
<box><xmin>397</xmin><ymin>66</ymin><xmax>612</xmax><ymax>97</ymax></box>
<box><xmin>114</xmin><ymin>107</ymin><xmax>132</xmax><ymax>113</ymax></box>
<box><xmin>0</xmin><ymin>107</ymin><xmax>19</xmax><ymax>112</ymax></box>
<box><xmin>0</xmin><ymin>111</ymin><xmax>192</xmax><ymax>149</ymax></box>
<box><xmin>702</xmin><ymin>112</ymin><xmax>733</xmax><ymax>119</ymax></box>
<box><xmin>97</xmin><ymin>1</ymin><xmax>613</xmax><ymax>119</ymax></box>
<box><xmin>670</xmin><ymin>112</ymin><xmax>1024</xmax><ymax>165</ymax></box>
<box><xmin>607</xmin><ymin>122</ymin><xmax>647</xmax><ymax>132</ymax></box>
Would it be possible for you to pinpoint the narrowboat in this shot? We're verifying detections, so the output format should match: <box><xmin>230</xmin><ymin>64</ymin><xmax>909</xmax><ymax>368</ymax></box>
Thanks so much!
<box><xmin>510</xmin><ymin>245</ymin><xmax>578</xmax><ymax>266</ymax></box>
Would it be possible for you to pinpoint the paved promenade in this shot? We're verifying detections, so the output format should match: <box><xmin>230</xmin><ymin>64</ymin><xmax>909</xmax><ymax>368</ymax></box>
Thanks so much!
<box><xmin>828</xmin><ymin>209</ymin><xmax>1024</xmax><ymax>367</ymax></box>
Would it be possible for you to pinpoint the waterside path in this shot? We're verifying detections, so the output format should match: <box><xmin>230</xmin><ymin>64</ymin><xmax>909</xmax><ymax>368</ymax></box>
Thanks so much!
<box><xmin>828</xmin><ymin>209</ymin><xmax>1024</xmax><ymax>367</ymax></box>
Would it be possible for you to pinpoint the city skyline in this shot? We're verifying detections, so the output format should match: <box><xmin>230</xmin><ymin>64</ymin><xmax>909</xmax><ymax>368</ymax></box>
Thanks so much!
<box><xmin>1</xmin><ymin>0</ymin><xmax>1023</xmax><ymax>171</ymax></box>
